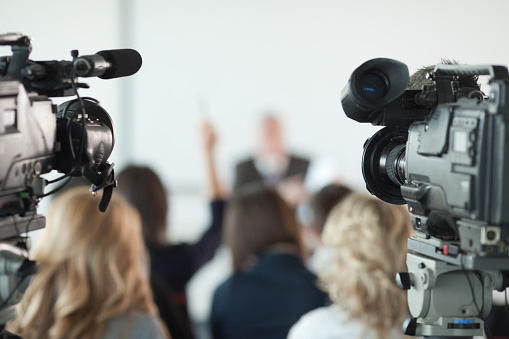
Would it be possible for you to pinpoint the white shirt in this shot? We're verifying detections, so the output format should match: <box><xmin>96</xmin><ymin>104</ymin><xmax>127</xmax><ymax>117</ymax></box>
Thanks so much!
<box><xmin>287</xmin><ymin>304</ymin><xmax>401</xmax><ymax>339</ymax></box>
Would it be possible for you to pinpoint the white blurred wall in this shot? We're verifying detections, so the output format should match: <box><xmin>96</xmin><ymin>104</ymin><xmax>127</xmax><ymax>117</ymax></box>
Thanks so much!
<box><xmin>128</xmin><ymin>0</ymin><xmax>509</xmax><ymax>194</ymax></box>
<box><xmin>4</xmin><ymin>0</ymin><xmax>509</xmax><ymax>214</ymax></box>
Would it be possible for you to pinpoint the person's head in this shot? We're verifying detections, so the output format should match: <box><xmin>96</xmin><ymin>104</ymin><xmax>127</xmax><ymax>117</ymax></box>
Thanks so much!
<box><xmin>8</xmin><ymin>187</ymin><xmax>157</xmax><ymax>339</ymax></box>
<box><xmin>225</xmin><ymin>183</ymin><xmax>304</xmax><ymax>271</ymax></box>
<box><xmin>310</xmin><ymin>183</ymin><xmax>352</xmax><ymax>234</ymax></box>
<box><xmin>116</xmin><ymin>165</ymin><xmax>169</xmax><ymax>249</ymax></box>
<box><xmin>257</xmin><ymin>113</ymin><xmax>285</xmax><ymax>156</ymax></box>
<box><xmin>319</xmin><ymin>193</ymin><xmax>410</xmax><ymax>338</ymax></box>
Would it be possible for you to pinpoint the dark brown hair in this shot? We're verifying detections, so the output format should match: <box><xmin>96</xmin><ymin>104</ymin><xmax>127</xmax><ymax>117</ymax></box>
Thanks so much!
<box><xmin>224</xmin><ymin>183</ymin><xmax>304</xmax><ymax>271</ymax></box>
<box><xmin>116</xmin><ymin>165</ymin><xmax>169</xmax><ymax>249</ymax></box>
<box><xmin>311</xmin><ymin>183</ymin><xmax>352</xmax><ymax>234</ymax></box>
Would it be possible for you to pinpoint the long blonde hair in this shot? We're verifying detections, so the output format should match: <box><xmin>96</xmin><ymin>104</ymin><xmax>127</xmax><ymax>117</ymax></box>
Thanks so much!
<box><xmin>320</xmin><ymin>193</ymin><xmax>410</xmax><ymax>339</ymax></box>
<box><xmin>7</xmin><ymin>187</ymin><xmax>158</xmax><ymax>339</ymax></box>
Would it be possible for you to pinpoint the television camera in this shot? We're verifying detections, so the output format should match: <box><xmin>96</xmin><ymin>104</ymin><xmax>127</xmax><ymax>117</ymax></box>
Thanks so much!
<box><xmin>341</xmin><ymin>58</ymin><xmax>509</xmax><ymax>337</ymax></box>
<box><xmin>0</xmin><ymin>33</ymin><xmax>141</xmax><ymax>336</ymax></box>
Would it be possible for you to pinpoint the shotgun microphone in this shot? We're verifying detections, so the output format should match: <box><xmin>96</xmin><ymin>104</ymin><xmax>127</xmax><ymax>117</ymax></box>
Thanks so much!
<box><xmin>73</xmin><ymin>48</ymin><xmax>142</xmax><ymax>79</ymax></box>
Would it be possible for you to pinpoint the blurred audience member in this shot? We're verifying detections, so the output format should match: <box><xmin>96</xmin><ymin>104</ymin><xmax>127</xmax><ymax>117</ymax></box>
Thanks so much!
<box><xmin>288</xmin><ymin>193</ymin><xmax>411</xmax><ymax>339</ymax></box>
<box><xmin>116</xmin><ymin>120</ymin><xmax>227</xmax><ymax>339</ymax></box>
<box><xmin>210</xmin><ymin>183</ymin><xmax>329</xmax><ymax>339</ymax></box>
<box><xmin>7</xmin><ymin>188</ymin><xmax>168</xmax><ymax>339</ymax></box>
<box><xmin>306</xmin><ymin>183</ymin><xmax>352</xmax><ymax>273</ymax></box>
<box><xmin>233</xmin><ymin>114</ymin><xmax>309</xmax><ymax>199</ymax></box>
<box><xmin>310</xmin><ymin>183</ymin><xmax>353</xmax><ymax>236</ymax></box>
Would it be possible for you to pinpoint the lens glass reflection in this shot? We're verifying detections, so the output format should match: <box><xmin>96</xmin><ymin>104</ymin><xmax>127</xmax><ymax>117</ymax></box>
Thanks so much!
<box><xmin>360</xmin><ymin>73</ymin><xmax>387</xmax><ymax>100</ymax></box>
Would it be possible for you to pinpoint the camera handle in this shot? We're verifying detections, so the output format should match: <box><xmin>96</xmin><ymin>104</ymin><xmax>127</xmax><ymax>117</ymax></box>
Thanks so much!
<box><xmin>434</xmin><ymin>64</ymin><xmax>509</xmax><ymax>81</ymax></box>
<box><xmin>0</xmin><ymin>34</ymin><xmax>31</xmax><ymax>83</ymax></box>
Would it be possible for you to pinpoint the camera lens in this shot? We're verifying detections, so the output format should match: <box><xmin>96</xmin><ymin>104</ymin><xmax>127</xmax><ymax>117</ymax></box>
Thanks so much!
<box><xmin>359</xmin><ymin>72</ymin><xmax>387</xmax><ymax>100</ymax></box>
<box><xmin>362</xmin><ymin>127</ymin><xmax>407</xmax><ymax>205</ymax></box>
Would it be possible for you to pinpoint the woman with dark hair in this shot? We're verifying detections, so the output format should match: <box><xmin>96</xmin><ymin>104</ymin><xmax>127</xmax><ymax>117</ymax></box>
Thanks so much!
<box><xmin>210</xmin><ymin>183</ymin><xmax>328</xmax><ymax>339</ymax></box>
<box><xmin>116</xmin><ymin>121</ymin><xmax>226</xmax><ymax>339</ymax></box>
<box><xmin>116</xmin><ymin>166</ymin><xmax>170</xmax><ymax>249</ymax></box>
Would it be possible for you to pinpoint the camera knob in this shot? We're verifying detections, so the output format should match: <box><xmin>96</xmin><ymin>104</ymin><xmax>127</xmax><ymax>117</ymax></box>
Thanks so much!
<box><xmin>396</xmin><ymin>272</ymin><xmax>412</xmax><ymax>290</ymax></box>
<box><xmin>402</xmin><ymin>317</ymin><xmax>417</xmax><ymax>336</ymax></box>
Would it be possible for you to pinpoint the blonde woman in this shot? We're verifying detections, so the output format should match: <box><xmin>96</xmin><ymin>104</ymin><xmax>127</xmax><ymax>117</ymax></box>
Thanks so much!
<box><xmin>7</xmin><ymin>187</ymin><xmax>168</xmax><ymax>339</ymax></box>
<box><xmin>287</xmin><ymin>193</ymin><xmax>411</xmax><ymax>339</ymax></box>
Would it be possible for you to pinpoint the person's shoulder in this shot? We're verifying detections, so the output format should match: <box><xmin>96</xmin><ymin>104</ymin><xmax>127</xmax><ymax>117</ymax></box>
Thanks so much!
<box><xmin>211</xmin><ymin>274</ymin><xmax>240</xmax><ymax>316</ymax></box>
<box><xmin>103</xmin><ymin>312</ymin><xmax>166</xmax><ymax>339</ymax></box>
<box><xmin>287</xmin><ymin>306</ymin><xmax>332</xmax><ymax>339</ymax></box>
<box><xmin>213</xmin><ymin>275</ymin><xmax>235</xmax><ymax>296</ymax></box>
<box><xmin>213</xmin><ymin>270</ymin><xmax>255</xmax><ymax>299</ymax></box>
<box><xmin>131</xmin><ymin>313</ymin><xmax>166</xmax><ymax>335</ymax></box>
<box><xmin>299</xmin><ymin>304</ymin><xmax>338</xmax><ymax>322</ymax></box>
<box><xmin>235</xmin><ymin>157</ymin><xmax>255</xmax><ymax>168</ymax></box>
<box><xmin>288</xmin><ymin>154</ymin><xmax>310</xmax><ymax>166</ymax></box>
<box><xmin>287</xmin><ymin>305</ymin><xmax>349</xmax><ymax>339</ymax></box>
<box><xmin>210</xmin><ymin>198</ymin><xmax>227</xmax><ymax>209</ymax></box>
<box><xmin>150</xmin><ymin>243</ymin><xmax>188</xmax><ymax>257</ymax></box>
<box><xmin>286</xmin><ymin>154</ymin><xmax>310</xmax><ymax>177</ymax></box>
<box><xmin>265</xmin><ymin>252</ymin><xmax>316</xmax><ymax>278</ymax></box>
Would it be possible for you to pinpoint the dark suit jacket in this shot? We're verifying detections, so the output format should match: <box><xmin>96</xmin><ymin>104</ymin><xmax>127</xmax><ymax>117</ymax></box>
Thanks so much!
<box><xmin>210</xmin><ymin>251</ymin><xmax>329</xmax><ymax>339</ymax></box>
<box><xmin>233</xmin><ymin>154</ymin><xmax>310</xmax><ymax>192</ymax></box>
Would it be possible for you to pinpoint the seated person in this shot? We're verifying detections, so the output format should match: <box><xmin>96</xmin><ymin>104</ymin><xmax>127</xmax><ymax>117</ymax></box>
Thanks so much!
<box><xmin>7</xmin><ymin>187</ymin><xmax>168</xmax><ymax>339</ymax></box>
<box><xmin>288</xmin><ymin>193</ymin><xmax>411</xmax><ymax>339</ymax></box>
<box><xmin>210</xmin><ymin>183</ymin><xmax>329</xmax><ymax>339</ymax></box>
<box><xmin>307</xmin><ymin>183</ymin><xmax>352</xmax><ymax>274</ymax></box>
<box><xmin>116</xmin><ymin>120</ymin><xmax>226</xmax><ymax>338</ymax></box>
<box><xmin>309</xmin><ymin>183</ymin><xmax>352</xmax><ymax>235</ymax></box>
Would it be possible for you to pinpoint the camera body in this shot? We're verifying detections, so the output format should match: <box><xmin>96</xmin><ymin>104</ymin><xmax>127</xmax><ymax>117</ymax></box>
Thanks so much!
<box><xmin>342</xmin><ymin>58</ymin><xmax>509</xmax><ymax>263</ymax></box>
<box><xmin>342</xmin><ymin>58</ymin><xmax>509</xmax><ymax>336</ymax></box>
<box><xmin>0</xmin><ymin>33</ymin><xmax>141</xmax><ymax>332</ymax></box>
<box><xmin>0</xmin><ymin>33</ymin><xmax>144</xmax><ymax>227</ymax></box>
<box><xmin>0</xmin><ymin>80</ymin><xmax>55</xmax><ymax>218</ymax></box>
